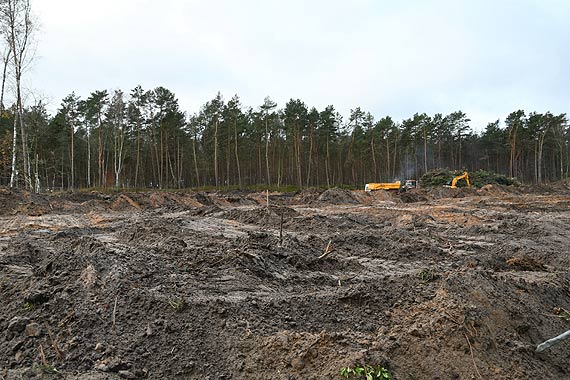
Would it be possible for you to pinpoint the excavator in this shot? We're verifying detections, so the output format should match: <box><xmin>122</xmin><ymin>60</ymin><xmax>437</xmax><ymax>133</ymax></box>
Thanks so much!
<box><xmin>365</xmin><ymin>179</ymin><xmax>417</xmax><ymax>192</ymax></box>
<box><xmin>446</xmin><ymin>171</ymin><xmax>470</xmax><ymax>188</ymax></box>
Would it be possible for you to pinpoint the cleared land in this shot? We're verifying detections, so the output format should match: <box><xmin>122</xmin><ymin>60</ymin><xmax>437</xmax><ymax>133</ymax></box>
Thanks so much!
<box><xmin>1</xmin><ymin>184</ymin><xmax>569</xmax><ymax>379</ymax></box>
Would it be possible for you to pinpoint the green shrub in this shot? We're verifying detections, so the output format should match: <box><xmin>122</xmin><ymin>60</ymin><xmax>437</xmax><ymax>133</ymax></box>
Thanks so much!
<box><xmin>420</xmin><ymin>169</ymin><xmax>518</xmax><ymax>188</ymax></box>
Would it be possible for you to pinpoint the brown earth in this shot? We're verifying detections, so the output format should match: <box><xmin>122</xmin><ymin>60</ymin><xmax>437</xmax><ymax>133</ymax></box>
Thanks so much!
<box><xmin>1</xmin><ymin>184</ymin><xmax>569</xmax><ymax>379</ymax></box>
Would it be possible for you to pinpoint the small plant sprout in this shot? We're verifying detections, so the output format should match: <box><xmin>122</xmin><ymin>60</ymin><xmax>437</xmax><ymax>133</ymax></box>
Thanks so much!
<box><xmin>340</xmin><ymin>364</ymin><xmax>392</xmax><ymax>380</ymax></box>
<box><xmin>418</xmin><ymin>268</ymin><xmax>436</xmax><ymax>283</ymax></box>
<box><xmin>168</xmin><ymin>297</ymin><xmax>186</xmax><ymax>312</ymax></box>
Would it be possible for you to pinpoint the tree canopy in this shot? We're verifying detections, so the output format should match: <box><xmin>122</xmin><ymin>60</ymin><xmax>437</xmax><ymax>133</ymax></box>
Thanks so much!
<box><xmin>0</xmin><ymin>86</ymin><xmax>568</xmax><ymax>190</ymax></box>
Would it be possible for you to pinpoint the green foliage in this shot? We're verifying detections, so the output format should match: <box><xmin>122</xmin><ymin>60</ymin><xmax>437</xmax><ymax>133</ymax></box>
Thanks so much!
<box><xmin>34</xmin><ymin>363</ymin><xmax>59</xmax><ymax>375</ymax></box>
<box><xmin>554</xmin><ymin>307</ymin><xmax>570</xmax><ymax>322</ymax></box>
<box><xmin>167</xmin><ymin>297</ymin><xmax>186</xmax><ymax>312</ymax></box>
<box><xmin>341</xmin><ymin>364</ymin><xmax>392</xmax><ymax>380</ymax></box>
<box><xmin>23</xmin><ymin>301</ymin><xmax>36</xmax><ymax>311</ymax></box>
<box><xmin>420</xmin><ymin>169</ymin><xmax>518</xmax><ymax>188</ymax></box>
<box><xmin>418</xmin><ymin>268</ymin><xmax>437</xmax><ymax>283</ymax></box>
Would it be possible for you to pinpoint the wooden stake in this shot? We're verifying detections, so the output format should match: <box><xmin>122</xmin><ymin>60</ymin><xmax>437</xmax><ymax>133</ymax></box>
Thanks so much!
<box><xmin>279</xmin><ymin>211</ymin><xmax>284</xmax><ymax>246</ymax></box>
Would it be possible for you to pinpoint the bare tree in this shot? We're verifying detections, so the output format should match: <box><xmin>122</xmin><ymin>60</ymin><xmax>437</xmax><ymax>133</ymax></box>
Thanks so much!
<box><xmin>1</xmin><ymin>0</ymin><xmax>34</xmax><ymax>189</ymax></box>
<box><xmin>0</xmin><ymin>48</ymin><xmax>10</xmax><ymax>112</ymax></box>
<box><xmin>109</xmin><ymin>90</ymin><xmax>126</xmax><ymax>188</ymax></box>
<box><xmin>261</xmin><ymin>96</ymin><xmax>276</xmax><ymax>186</ymax></box>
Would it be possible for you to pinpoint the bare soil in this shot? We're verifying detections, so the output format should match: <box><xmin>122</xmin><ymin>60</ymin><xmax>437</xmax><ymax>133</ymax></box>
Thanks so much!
<box><xmin>1</xmin><ymin>184</ymin><xmax>569</xmax><ymax>379</ymax></box>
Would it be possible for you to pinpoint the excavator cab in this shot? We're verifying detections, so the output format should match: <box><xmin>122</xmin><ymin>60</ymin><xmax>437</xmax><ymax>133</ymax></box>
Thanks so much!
<box><xmin>398</xmin><ymin>179</ymin><xmax>417</xmax><ymax>193</ymax></box>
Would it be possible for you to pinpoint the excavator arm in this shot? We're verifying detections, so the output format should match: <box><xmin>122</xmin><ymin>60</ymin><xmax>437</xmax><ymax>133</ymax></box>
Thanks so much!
<box><xmin>450</xmin><ymin>172</ymin><xmax>470</xmax><ymax>188</ymax></box>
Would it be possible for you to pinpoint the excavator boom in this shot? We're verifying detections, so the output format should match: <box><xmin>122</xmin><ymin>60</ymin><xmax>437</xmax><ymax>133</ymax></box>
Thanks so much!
<box><xmin>365</xmin><ymin>181</ymin><xmax>401</xmax><ymax>191</ymax></box>
<box><xmin>450</xmin><ymin>172</ymin><xmax>470</xmax><ymax>188</ymax></box>
<box><xmin>365</xmin><ymin>180</ymin><xmax>417</xmax><ymax>192</ymax></box>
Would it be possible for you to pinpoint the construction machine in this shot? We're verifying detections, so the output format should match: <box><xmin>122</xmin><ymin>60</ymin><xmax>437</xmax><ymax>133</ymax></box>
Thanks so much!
<box><xmin>446</xmin><ymin>171</ymin><xmax>470</xmax><ymax>188</ymax></box>
<box><xmin>365</xmin><ymin>179</ymin><xmax>417</xmax><ymax>192</ymax></box>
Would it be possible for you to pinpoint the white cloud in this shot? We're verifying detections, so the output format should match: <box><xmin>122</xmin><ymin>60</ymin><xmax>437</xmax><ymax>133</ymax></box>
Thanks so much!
<box><xmin>27</xmin><ymin>0</ymin><xmax>570</xmax><ymax>130</ymax></box>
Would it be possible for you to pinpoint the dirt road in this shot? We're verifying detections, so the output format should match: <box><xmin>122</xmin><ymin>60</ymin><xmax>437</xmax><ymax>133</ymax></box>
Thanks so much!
<box><xmin>1</xmin><ymin>185</ymin><xmax>569</xmax><ymax>379</ymax></box>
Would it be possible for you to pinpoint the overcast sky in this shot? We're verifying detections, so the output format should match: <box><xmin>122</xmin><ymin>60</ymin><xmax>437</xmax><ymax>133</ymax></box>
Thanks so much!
<box><xmin>29</xmin><ymin>0</ymin><xmax>570</xmax><ymax>131</ymax></box>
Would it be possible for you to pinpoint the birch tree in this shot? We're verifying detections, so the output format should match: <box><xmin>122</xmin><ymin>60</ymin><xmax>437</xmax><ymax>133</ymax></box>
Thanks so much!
<box><xmin>260</xmin><ymin>97</ymin><xmax>276</xmax><ymax>186</ymax></box>
<box><xmin>1</xmin><ymin>0</ymin><xmax>34</xmax><ymax>189</ymax></box>
<box><xmin>107</xmin><ymin>90</ymin><xmax>126</xmax><ymax>188</ymax></box>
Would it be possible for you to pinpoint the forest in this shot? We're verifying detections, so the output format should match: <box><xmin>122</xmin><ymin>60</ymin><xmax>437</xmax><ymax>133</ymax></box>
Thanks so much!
<box><xmin>0</xmin><ymin>87</ymin><xmax>568</xmax><ymax>191</ymax></box>
<box><xmin>0</xmin><ymin>1</ymin><xmax>567</xmax><ymax>191</ymax></box>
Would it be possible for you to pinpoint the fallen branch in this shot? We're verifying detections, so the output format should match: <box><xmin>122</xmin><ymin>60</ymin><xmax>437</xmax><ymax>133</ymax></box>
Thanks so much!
<box><xmin>39</xmin><ymin>344</ymin><xmax>47</xmax><ymax>366</ymax></box>
<box><xmin>318</xmin><ymin>240</ymin><xmax>335</xmax><ymax>260</ymax></box>
<box><xmin>244</xmin><ymin>251</ymin><xmax>259</xmax><ymax>259</ymax></box>
<box><xmin>43</xmin><ymin>323</ymin><xmax>63</xmax><ymax>360</ymax></box>
<box><xmin>536</xmin><ymin>329</ymin><xmax>570</xmax><ymax>353</ymax></box>
<box><xmin>464</xmin><ymin>333</ymin><xmax>483</xmax><ymax>380</ymax></box>
<box><xmin>112</xmin><ymin>295</ymin><xmax>118</xmax><ymax>332</ymax></box>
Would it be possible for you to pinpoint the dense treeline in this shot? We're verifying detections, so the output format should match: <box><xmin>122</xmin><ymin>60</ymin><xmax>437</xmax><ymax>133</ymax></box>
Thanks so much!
<box><xmin>0</xmin><ymin>87</ymin><xmax>568</xmax><ymax>190</ymax></box>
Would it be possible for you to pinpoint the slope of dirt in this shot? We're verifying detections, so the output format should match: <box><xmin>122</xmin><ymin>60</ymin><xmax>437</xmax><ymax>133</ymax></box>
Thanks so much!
<box><xmin>0</xmin><ymin>187</ymin><xmax>569</xmax><ymax>379</ymax></box>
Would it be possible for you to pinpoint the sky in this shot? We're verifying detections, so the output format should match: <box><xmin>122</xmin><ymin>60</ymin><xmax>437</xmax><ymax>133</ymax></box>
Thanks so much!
<box><xmin>27</xmin><ymin>0</ymin><xmax>570</xmax><ymax>131</ymax></box>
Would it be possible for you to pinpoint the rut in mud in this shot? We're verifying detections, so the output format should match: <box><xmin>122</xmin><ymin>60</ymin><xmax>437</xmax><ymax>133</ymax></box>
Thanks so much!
<box><xmin>1</xmin><ymin>185</ymin><xmax>569</xmax><ymax>379</ymax></box>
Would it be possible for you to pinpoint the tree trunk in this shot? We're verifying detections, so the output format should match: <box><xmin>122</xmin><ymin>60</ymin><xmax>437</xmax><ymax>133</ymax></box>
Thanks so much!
<box><xmin>296</xmin><ymin>127</ymin><xmax>302</xmax><ymax>189</ymax></box>
<box><xmin>159</xmin><ymin>122</ymin><xmax>163</xmax><ymax>188</ymax></box>
<box><xmin>70</xmin><ymin>122</ymin><xmax>74</xmax><ymax>190</ymax></box>
<box><xmin>306</xmin><ymin>123</ymin><xmax>314</xmax><ymax>187</ymax></box>
<box><xmin>98</xmin><ymin>118</ymin><xmax>103</xmax><ymax>187</ymax></box>
<box><xmin>385</xmin><ymin>138</ymin><xmax>390</xmax><ymax>181</ymax></box>
<box><xmin>87</xmin><ymin>128</ymin><xmax>91</xmax><ymax>187</ymax></box>
<box><xmin>226</xmin><ymin>123</ymin><xmax>231</xmax><ymax>186</ymax></box>
<box><xmin>34</xmin><ymin>153</ymin><xmax>39</xmax><ymax>192</ymax></box>
<box><xmin>214</xmin><ymin>118</ymin><xmax>219</xmax><ymax>187</ymax></box>
<box><xmin>0</xmin><ymin>49</ymin><xmax>11</xmax><ymax>113</ymax></box>
<box><xmin>134</xmin><ymin>119</ymin><xmax>141</xmax><ymax>187</ymax></box>
<box><xmin>392</xmin><ymin>138</ymin><xmax>398</xmax><ymax>177</ymax></box>
<box><xmin>423</xmin><ymin>127</ymin><xmax>428</xmax><ymax>174</ymax></box>
<box><xmin>234</xmin><ymin>118</ymin><xmax>242</xmax><ymax>188</ymax></box>
<box><xmin>370</xmin><ymin>134</ymin><xmax>377</xmax><ymax>180</ymax></box>
<box><xmin>509</xmin><ymin>126</ymin><xmax>517</xmax><ymax>178</ymax></box>
<box><xmin>9</xmin><ymin>109</ymin><xmax>17</xmax><ymax>187</ymax></box>
<box><xmin>265</xmin><ymin>116</ymin><xmax>271</xmax><ymax>186</ymax></box>
<box><xmin>325</xmin><ymin>135</ymin><xmax>330</xmax><ymax>188</ymax></box>
<box><xmin>192</xmin><ymin>132</ymin><xmax>200</xmax><ymax>187</ymax></box>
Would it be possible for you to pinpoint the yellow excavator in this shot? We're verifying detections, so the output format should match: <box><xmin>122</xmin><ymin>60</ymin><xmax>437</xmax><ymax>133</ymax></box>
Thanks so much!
<box><xmin>446</xmin><ymin>171</ymin><xmax>470</xmax><ymax>188</ymax></box>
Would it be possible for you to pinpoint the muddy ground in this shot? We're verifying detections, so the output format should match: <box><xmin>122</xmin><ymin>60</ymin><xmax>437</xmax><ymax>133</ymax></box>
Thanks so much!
<box><xmin>1</xmin><ymin>183</ymin><xmax>569</xmax><ymax>379</ymax></box>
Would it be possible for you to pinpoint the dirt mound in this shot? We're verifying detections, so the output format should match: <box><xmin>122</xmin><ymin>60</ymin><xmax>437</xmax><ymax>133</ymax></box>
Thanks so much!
<box><xmin>477</xmin><ymin>183</ymin><xmax>513</xmax><ymax>196</ymax></box>
<box><xmin>110</xmin><ymin>194</ymin><xmax>141</xmax><ymax>211</ymax></box>
<box><xmin>1</xmin><ymin>189</ymin><xmax>570</xmax><ymax>379</ymax></box>
<box><xmin>145</xmin><ymin>192</ymin><xmax>202</xmax><ymax>209</ymax></box>
<box><xmin>215</xmin><ymin>191</ymin><xmax>259</xmax><ymax>206</ymax></box>
<box><xmin>366</xmin><ymin>189</ymin><xmax>396</xmax><ymax>202</ymax></box>
<box><xmin>219</xmin><ymin>205</ymin><xmax>300</xmax><ymax>226</ymax></box>
<box><xmin>398</xmin><ymin>189</ymin><xmax>428</xmax><ymax>203</ymax></box>
<box><xmin>506</xmin><ymin>256</ymin><xmax>547</xmax><ymax>271</ymax></box>
<box><xmin>518</xmin><ymin>179</ymin><xmax>570</xmax><ymax>196</ymax></box>
<box><xmin>313</xmin><ymin>188</ymin><xmax>359</xmax><ymax>205</ymax></box>
<box><xmin>425</xmin><ymin>186</ymin><xmax>479</xmax><ymax>199</ymax></box>
<box><xmin>291</xmin><ymin>188</ymin><xmax>322</xmax><ymax>205</ymax></box>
